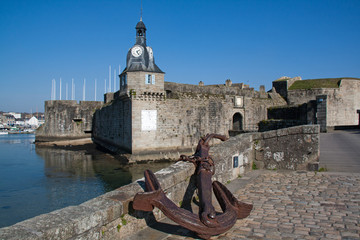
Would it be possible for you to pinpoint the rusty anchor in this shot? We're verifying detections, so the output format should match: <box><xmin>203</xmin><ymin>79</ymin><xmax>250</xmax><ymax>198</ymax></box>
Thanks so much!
<box><xmin>133</xmin><ymin>134</ymin><xmax>253</xmax><ymax>239</ymax></box>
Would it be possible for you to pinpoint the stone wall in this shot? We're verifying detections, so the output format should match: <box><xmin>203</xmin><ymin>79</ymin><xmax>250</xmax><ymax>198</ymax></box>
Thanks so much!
<box><xmin>259</xmin><ymin>102</ymin><xmax>317</xmax><ymax>131</ymax></box>
<box><xmin>211</xmin><ymin>125</ymin><xmax>320</xmax><ymax>182</ymax></box>
<box><xmin>0</xmin><ymin>161</ymin><xmax>196</xmax><ymax>240</ymax></box>
<box><xmin>272</xmin><ymin>77</ymin><xmax>301</xmax><ymax>101</ymax></box>
<box><xmin>1</xmin><ymin>125</ymin><xmax>319</xmax><ymax>239</ymax></box>
<box><xmin>91</xmin><ymin>79</ymin><xmax>287</xmax><ymax>158</ymax></box>
<box><xmin>274</xmin><ymin>78</ymin><xmax>360</xmax><ymax>129</ymax></box>
<box><xmin>36</xmin><ymin>100</ymin><xmax>103</xmax><ymax>142</ymax></box>
<box><xmin>258</xmin><ymin>119</ymin><xmax>304</xmax><ymax>132</ymax></box>
<box><xmin>287</xmin><ymin>88</ymin><xmax>338</xmax><ymax>106</ymax></box>
<box><xmin>124</xmin><ymin>90</ymin><xmax>285</xmax><ymax>158</ymax></box>
<box><xmin>325</xmin><ymin>79</ymin><xmax>360</xmax><ymax>127</ymax></box>
<box><xmin>286</xmin><ymin>79</ymin><xmax>360</xmax><ymax>127</ymax></box>
<box><xmin>92</xmin><ymin>96</ymin><xmax>132</xmax><ymax>153</ymax></box>
<box><xmin>165</xmin><ymin>81</ymin><xmax>257</xmax><ymax>97</ymax></box>
<box><xmin>127</xmin><ymin>71</ymin><xmax>165</xmax><ymax>94</ymax></box>
<box><xmin>253</xmin><ymin>125</ymin><xmax>320</xmax><ymax>170</ymax></box>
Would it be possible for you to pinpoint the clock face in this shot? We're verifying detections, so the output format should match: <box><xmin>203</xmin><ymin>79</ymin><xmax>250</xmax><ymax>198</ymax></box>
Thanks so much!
<box><xmin>131</xmin><ymin>46</ymin><xmax>143</xmax><ymax>57</ymax></box>
<box><xmin>147</xmin><ymin>47</ymin><xmax>153</xmax><ymax>60</ymax></box>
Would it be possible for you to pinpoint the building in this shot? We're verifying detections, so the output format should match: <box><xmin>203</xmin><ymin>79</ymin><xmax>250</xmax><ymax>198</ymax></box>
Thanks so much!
<box><xmin>91</xmin><ymin>19</ymin><xmax>286</xmax><ymax>160</ymax></box>
<box><xmin>272</xmin><ymin>77</ymin><xmax>360</xmax><ymax>131</ymax></box>
<box><xmin>27</xmin><ymin>116</ymin><xmax>39</xmax><ymax>128</ymax></box>
<box><xmin>8</xmin><ymin>112</ymin><xmax>21</xmax><ymax>119</ymax></box>
<box><xmin>1</xmin><ymin>113</ymin><xmax>15</xmax><ymax>126</ymax></box>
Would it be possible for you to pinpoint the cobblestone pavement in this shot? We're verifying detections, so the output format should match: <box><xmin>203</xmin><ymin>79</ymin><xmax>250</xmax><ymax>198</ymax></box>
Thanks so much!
<box><xmin>128</xmin><ymin>170</ymin><xmax>360</xmax><ymax>240</ymax></box>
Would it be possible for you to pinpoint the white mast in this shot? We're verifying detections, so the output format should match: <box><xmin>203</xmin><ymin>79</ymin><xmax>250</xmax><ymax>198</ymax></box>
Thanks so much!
<box><xmin>95</xmin><ymin>78</ymin><xmax>97</xmax><ymax>101</ymax></box>
<box><xmin>114</xmin><ymin>69</ymin><xmax>116</xmax><ymax>92</ymax></box>
<box><xmin>71</xmin><ymin>78</ymin><xmax>74</xmax><ymax>100</ymax></box>
<box><xmin>59</xmin><ymin>78</ymin><xmax>62</xmax><ymax>100</ymax></box>
<box><xmin>104</xmin><ymin>79</ymin><xmax>107</xmax><ymax>94</ymax></box>
<box><xmin>83</xmin><ymin>78</ymin><xmax>86</xmax><ymax>101</ymax></box>
<box><xmin>109</xmin><ymin>65</ymin><xmax>111</xmax><ymax>92</ymax></box>
<box><xmin>54</xmin><ymin>79</ymin><xmax>56</xmax><ymax>100</ymax></box>
<box><xmin>51</xmin><ymin>79</ymin><xmax>55</xmax><ymax>100</ymax></box>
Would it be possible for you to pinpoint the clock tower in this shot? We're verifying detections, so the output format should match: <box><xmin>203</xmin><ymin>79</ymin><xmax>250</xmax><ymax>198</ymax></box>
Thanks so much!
<box><xmin>119</xmin><ymin>19</ymin><xmax>164</xmax><ymax>95</ymax></box>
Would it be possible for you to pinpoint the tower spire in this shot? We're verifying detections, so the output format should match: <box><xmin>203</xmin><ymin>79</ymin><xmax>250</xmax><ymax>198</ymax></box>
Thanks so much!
<box><xmin>140</xmin><ymin>0</ymin><xmax>143</xmax><ymax>21</ymax></box>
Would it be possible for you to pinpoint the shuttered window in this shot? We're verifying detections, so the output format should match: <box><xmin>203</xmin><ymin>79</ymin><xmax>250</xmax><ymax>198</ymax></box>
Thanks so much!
<box><xmin>145</xmin><ymin>74</ymin><xmax>155</xmax><ymax>84</ymax></box>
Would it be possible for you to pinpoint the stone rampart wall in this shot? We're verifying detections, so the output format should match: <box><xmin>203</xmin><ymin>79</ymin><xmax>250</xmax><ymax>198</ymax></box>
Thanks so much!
<box><xmin>36</xmin><ymin>100</ymin><xmax>103</xmax><ymax>142</ymax></box>
<box><xmin>129</xmin><ymin>91</ymin><xmax>286</xmax><ymax>156</ymax></box>
<box><xmin>165</xmin><ymin>81</ymin><xmax>257</xmax><ymax>97</ymax></box>
<box><xmin>326</xmin><ymin>79</ymin><xmax>360</xmax><ymax>127</ymax></box>
<box><xmin>287</xmin><ymin>79</ymin><xmax>360</xmax><ymax>127</ymax></box>
<box><xmin>92</xmin><ymin>86</ymin><xmax>286</xmax><ymax>160</ymax></box>
<box><xmin>287</xmin><ymin>88</ymin><xmax>337</xmax><ymax>106</ymax></box>
<box><xmin>92</xmin><ymin>96</ymin><xmax>132</xmax><ymax>153</ymax></box>
<box><xmin>1</xmin><ymin>125</ymin><xmax>319</xmax><ymax>239</ymax></box>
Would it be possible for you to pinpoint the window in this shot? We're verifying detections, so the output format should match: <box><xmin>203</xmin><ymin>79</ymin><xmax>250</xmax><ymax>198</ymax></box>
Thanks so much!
<box><xmin>233</xmin><ymin>156</ymin><xmax>239</xmax><ymax>168</ymax></box>
<box><xmin>145</xmin><ymin>74</ymin><xmax>155</xmax><ymax>84</ymax></box>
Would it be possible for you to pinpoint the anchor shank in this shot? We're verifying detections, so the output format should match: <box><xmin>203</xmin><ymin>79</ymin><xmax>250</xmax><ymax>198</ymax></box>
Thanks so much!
<box><xmin>197</xmin><ymin>163</ymin><xmax>217</xmax><ymax>226</ymax></box>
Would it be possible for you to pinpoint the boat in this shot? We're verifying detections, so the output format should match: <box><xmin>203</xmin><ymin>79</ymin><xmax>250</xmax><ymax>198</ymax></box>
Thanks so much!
<box><xmin>0</xmin><ymin>131</ymin><xmax>8</xmax><ymax>135</ymax></box>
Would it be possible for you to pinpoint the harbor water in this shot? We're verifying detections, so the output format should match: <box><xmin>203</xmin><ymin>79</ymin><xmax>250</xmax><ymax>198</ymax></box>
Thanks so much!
<box><xmin>0</xmin><ymin>134</ymin><xmax>171</xmax><ymax>228</ymax></box>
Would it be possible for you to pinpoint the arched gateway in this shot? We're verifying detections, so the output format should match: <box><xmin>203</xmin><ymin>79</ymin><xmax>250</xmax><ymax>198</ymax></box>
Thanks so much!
<box><xmin>232</xmin><ymin>113</ymin><xmax>243</xmax><ymax>131</ymax></box>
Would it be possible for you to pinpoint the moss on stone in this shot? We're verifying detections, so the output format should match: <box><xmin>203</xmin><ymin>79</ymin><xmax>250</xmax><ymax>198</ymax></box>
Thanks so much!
<box><xmin>289</xmin><ymin>78</ymin><xmax>342</xmax><ymax>90</ymax></box>
<box><xmin>252</xmin><ymin>162</ymin><xmax>258</xmax><ymax>170</ymax></box>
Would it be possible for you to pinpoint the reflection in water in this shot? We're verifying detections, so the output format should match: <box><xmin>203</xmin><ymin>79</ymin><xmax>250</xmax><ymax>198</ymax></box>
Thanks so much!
<box><xmin>0</xmin><ymin>134</ymin><xmax>172</xmax><ymax>228</ymax></box>
<box><xmin>35</xmin><ymin>147</ymin><xmax>134</xmax><ymax>192</ymax></box>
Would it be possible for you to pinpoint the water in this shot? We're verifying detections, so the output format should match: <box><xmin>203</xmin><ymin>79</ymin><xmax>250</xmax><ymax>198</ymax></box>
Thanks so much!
<box><xmin>0</xmin><ymin>134</ymin><xmax>171</xmax><ymax>228</ymax></box>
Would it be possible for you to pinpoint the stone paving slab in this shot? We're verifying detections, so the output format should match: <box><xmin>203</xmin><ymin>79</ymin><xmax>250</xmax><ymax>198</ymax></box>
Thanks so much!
<box><xmin>126</xmin><ymin>170</ymin><xmax>360</xmax><ymax>240</ymax></box>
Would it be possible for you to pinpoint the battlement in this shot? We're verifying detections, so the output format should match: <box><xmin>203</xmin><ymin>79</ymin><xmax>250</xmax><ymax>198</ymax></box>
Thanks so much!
<box><xmin>164</xmin><ymin>81</ymin><xmax>267</xmax><ymax>99</ymax></box>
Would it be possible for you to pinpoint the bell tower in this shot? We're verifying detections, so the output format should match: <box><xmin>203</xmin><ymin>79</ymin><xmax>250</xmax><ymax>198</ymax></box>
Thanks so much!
<box><xmin>135</xmin><ymin>20</ymin><xmax>146</xmax><ymax>45</ymax></box>
<box><xmin>119</xmin><ymin>19</ymin><xmax>164</xmax><ymax>95</ymax></box>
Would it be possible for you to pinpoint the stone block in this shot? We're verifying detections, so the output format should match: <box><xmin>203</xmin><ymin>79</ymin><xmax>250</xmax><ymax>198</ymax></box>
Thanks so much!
<box><xmin>0</xmin><ymin>224</ymin><xmax>42</xmax><ymax>240</ymax></box>
<box><xmin>303</xmin><ymin>125</ymin><xmax>320</xmax><ymax>134</ymax></box>
<box><xmin>307</xmin><ymin>162</ymin><xmax>319</xmax><ymax>171</ymax></box>
<box><xmin>276</xmin><ymin>128</ymin><xmax>288</xmax><ymax>137</ymax></box>
<box><xmin>104</xmin><ymin>182</ymin><xmax>142</xmax><ymax>214</ymax></box>
<box><xmin>262</xmin><ymin>130</ymin><xmax>277</xmax><ymax>139</ymax></box>
<box><xmin>7</xmin><ymin>206</ymin><xmax>81</xmax><ymax>240</ymax></box>
<box><xmin>255</xmin><ymin>150</ymin><xmax>264</xmax><ymax>161</ymax></box>
<box><xmin>287</xmin><ymin>125</ymin><xmax>303</xmax><ymax>135</ymax></box>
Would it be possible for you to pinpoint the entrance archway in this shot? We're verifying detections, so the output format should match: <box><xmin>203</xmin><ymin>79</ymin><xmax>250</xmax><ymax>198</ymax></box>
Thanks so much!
<box><xmin>232</xmin><ymin>113</ymin><xmax>243</xmax><ymax>131</ymax></box>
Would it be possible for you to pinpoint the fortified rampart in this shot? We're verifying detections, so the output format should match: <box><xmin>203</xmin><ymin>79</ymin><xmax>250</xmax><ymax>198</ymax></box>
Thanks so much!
<box><xmin>36</xmin><ymin>100</ymin><xmax>103</xmax><ymax>142</ymax></box>
<box><xmin>164</xmin><ymin>81</ymin><xmax>258</xmax><ymax>97</ymax></box>
<box><xmin>92</xmin><ymin>81</ymin><xmax>287</xmax><ymax>160</ymax></box>
<box><xmin>1</xmin><ymin>125</ymin><xmax>319</xmax><ymax>239</ymax></box>
<box><xmin>92</xmin><ymin>96</ymin><xmax>132</xmax><ymax>153</ymax></box>
<box><xmin>272</xmin><ymin>77</ymin><xmax>360</xmax><ymax>131</ymax></box>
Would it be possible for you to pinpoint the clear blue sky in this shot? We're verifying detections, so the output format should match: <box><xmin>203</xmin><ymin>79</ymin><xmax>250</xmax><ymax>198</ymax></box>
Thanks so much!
<box><xmin>1</xmin><ymin>0</ymin><xmax>359</xmax><ymax>113</ymax></box>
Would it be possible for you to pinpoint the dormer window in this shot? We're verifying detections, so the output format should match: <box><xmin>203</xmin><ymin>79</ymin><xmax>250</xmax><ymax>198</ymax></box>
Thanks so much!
<box><xmin>138</xmin><ymin>30</ymin><xmax>143</xmax><ymax>36</ymax></box>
